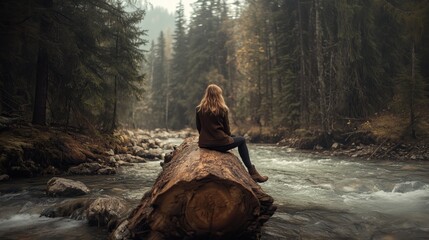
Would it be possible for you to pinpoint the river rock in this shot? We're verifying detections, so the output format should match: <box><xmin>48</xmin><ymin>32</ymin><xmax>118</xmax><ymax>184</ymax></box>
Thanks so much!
<box><xmin>132</xmin><ymin>146</ymin><xmax>144</xmax><ymax>155</ymax></box>
<box><xmin>86</xmin><ymin>196</ymin><xmax>129</xmax><ymax>230</ymax></box>
<box><xmin>154</xmin><ymin>138</ymin><xmax>162</xmax><ymax>146</ymax></box>
<box><xmin>46</xmin><ymin>177</ymin><xmax>90</xmax><ymax>197</ymax></box>
<box><xmin>125</xmin><ymin>130</ymin><xmax>135</xmax><ymax>138</ymax></box>
<box><xmin>41</xmin><ymin>196</ymin><xmax>130</xmax><ymax>230</ymax></box>
<box><xmin>392</xmin><ymin>181</ymin><xmax>425</xmax><ymax>193</ymax></box>
<box><xmin>97</xmin><ymin>167</ymin><xmax>116</xmax><ymax>175</ymax></box>
<box><xmin>135</xmin><ymin>149</ymin><xmax>161</xmax><ymax>160</ymax></box>
<box><xmin>137</xmin><ymin>134</ymin><xmax>150</xmax><ymax>143</ymax></box>
<box><xmin>315</xmin><ymin>145</ymin><xmax>324</xmax><ymax>150</ymax></box>
<box><xmin>108</xmin><ymin>156</ymin><xmax>117</xmax><ymax>164</ymax></box>
<box><xmin>0</xmin><ymin>174</ymin><xmax>10</xmax><ymax>182</ymax></box>
<box><xmin>115</xmin><ymin>154</ymin><xmax>146</xmax><ymax>163</ymax></box>
<box><xmin>68</xmin><ymin>162</ymin><xmax>102</xmax><ymax>175</ymax></box>
<box><xmin>331</xmin><ymin>142</ymin><xmax>340</xmax><ymax>150</ymax></box>
<box><xmin>147</xmin><ymin>139</ymin><xmax>157</xmax><ymax>148</ymax></box>
<box><xmin>148</xmin><ymin>148</ymin><xmax>163</xmax><ymax>159</ymax></box>
<box><xmin>117</xmin><ymin>160</ymin><xmax>134</xmax><ymax>166</ymax></box>
<box><xmin>106</xmin><ymin>149</ymin><xmax>115</xmax><ymax>156</ymax></box>
<box><xmin>41</xmin><ymin>198</ymin><xmax>92</xmax><ymax>219</ymax></box>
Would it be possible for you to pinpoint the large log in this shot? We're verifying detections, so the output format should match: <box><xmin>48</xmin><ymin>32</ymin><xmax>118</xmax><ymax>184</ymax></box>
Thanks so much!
<box><xmin>112</xmin><ymin>137</ymin><xmax>276</xmax><ymax>240</ymax></box>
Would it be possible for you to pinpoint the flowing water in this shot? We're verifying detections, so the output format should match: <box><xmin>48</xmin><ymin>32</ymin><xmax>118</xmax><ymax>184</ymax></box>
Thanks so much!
<box><xmin>1</xmin><ymin>140</ymin><xmax>429</xmax><ymax>240</ymax></box>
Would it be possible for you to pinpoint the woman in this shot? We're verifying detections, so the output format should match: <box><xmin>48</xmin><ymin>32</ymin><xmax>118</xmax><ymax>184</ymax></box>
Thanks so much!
<box><xmin>196</xmin><ymin>84</ymin><xmax>268</xmax><ymax>183</ymax></box>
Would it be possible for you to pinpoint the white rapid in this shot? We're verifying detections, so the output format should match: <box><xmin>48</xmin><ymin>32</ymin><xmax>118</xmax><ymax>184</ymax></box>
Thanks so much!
<box><xmin>251</xmin><ymin>145</ymin><xmax>429</xmax><ymax>239</ymax></box>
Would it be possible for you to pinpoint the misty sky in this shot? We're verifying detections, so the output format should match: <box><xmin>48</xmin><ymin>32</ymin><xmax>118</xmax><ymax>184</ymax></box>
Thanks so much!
<box><xmin>149</xmin><ymin>0</ymin><xmax>194</xmax><ymax>17</ymax></box>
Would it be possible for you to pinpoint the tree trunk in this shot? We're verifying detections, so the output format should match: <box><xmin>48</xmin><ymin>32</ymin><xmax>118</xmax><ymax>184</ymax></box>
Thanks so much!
<box><xmin>165</xmin><ymin>64</ymin><xmax>170</xmax><ymax>131</ymax></box>
<box><xmin>111</xmin><ymin>76</ymin><xmax>118</xmax><ymax>131</ymax></box>
<box><xmin>410</xmin><ymin>43</ymin><xmax>416</xmax><ymax>139</ymax></box>
<box><xmin>111</xmin><ymin>138</ymin><xmax>276</xmax><ymax>240</ymax></box>
<box><xmin>111</xmin><ymin>32</ymin><xmax>119</xmax><ymax>131</ymax></box>
<box><xmin>298</xmin><ymin>0</ymin><xmax>308</xmax><ymax>128</ymax></box>
<box><xmin>32</xmin><ymin>0</ymin><xmax>53</xmax><ymax>125</ymax></box>
<box><xmin>315</xmin><ymin>0</ymin><xmax>328</xmax><ymax>133</ymax></box>
<box><xmin>1</xmin><ymin>62</ymin><xmax>16</xmax><ymax>115</ymax></box>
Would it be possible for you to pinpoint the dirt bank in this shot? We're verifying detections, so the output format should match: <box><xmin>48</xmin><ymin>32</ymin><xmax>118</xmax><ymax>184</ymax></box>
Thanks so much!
<box><xmin>0</xmin><ymin>125</ymin><xmax>116</xmax><ymax>178</ymax></box>
<box><xmin>0</xmin><ymin>125</ymin><xmax>194</xmax><ymax>180</ymax></box>
<box><xmin>277</xmin><ymin>130</ymin><xmax>429</xmax><ymax>161</ymax></box>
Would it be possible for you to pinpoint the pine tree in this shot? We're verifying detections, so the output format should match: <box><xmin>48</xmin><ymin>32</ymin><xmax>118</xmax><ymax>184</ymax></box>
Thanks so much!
<box><xmin>108</xmin><ymin>1</ymin><xmax>146</xmax><ymax>131</ymax></box>
<box><xmin>151</xmin><ymin>31</ymin><xmax>167</xmax><ymax>126</ymax></box>
<box><xmin>170</xmin><ymin>0</ymin><xmax>189</xmax><ymax>129</ymax></box>
<box><xmin>379</xmin><ymin>0</ymin><xmax>429</xmax><ymax>138</ymax></box>
<box><xmin>234</xmin><ymin>0</ymin><xmax>273</xmax><ymax>128</ymax></box>
<box><xmin>32</xmin><ymin>0</ymin><xmax>53</xmax><ymax>125</ymax></box>
<box><xmin>0</xmin><ymin>0</ymin><xmax>39</xmax><ymax>118</ymax></box>
<box><xmin>184</xmin><ymin>0</ymin><xmax>225</xmax><ymax>125</ymax></box>
<box><xmin>0</xmin><ymin>0</ymin><xmax>146</xmax><ymax>130</ymax></box>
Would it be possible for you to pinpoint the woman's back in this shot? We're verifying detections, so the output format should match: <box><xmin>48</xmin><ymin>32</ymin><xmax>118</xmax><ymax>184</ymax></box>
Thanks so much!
<box><xmin>196</xmin><ymin>109</ymin><xmax>233</xmax><ymax>147</ymax></box>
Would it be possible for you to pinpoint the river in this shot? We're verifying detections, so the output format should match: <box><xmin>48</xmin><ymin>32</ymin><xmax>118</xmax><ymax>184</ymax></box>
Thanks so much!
<box><xmin>1</xmin><ymin>140</ymin><xmax>428</xmax><ymax>239</ymax></box>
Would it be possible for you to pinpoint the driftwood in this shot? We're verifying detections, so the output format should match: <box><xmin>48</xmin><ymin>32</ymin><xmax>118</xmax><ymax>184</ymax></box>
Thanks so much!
<box><xmin>112</xmin><ymin>137</ymin><xmax>276</xmax><ymax>240</ymax></box>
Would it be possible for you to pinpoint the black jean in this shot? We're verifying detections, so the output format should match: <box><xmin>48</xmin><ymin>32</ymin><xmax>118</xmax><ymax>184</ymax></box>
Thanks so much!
<box><xmin>204</xmin><ymin>136</ymin><xmax>252</xmax><ymax>169</ymax></box>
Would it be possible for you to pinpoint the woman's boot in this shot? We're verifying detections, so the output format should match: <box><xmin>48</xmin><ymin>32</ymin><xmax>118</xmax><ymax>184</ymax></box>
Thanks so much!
<box><xmin>248</xmin><ymin>164</ymin><xmax>268</xmax><ymax>183</ymax></box>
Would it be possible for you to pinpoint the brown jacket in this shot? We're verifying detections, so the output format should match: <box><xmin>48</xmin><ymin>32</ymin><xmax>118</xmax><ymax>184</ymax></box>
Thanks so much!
<box><xmin>196</xmin><ymin>108</ymin><xmax>234</xmax><ymax>147</ymax></box>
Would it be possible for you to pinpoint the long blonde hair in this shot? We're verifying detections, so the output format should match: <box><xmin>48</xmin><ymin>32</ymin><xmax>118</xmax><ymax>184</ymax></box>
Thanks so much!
<box><xmin>197</xmin><ymin>84</ymin><xmax>229</xmax><ymax>115</ymax></box>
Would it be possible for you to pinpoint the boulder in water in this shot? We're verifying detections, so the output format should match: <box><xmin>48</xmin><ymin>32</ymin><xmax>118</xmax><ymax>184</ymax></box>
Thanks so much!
<box><xmin>97</xmin><ymin>167</ymin><xmax>116</xmax><ymax>175</ymax></box>
<box><xmin>41</xmin><ymin>198</ymin><xmax>92</xmax><ymax>219</ymax></box>
<box><xmin>42</xmin><ymin>196</ymin><xmax>130</xmax><ymax>231</ymax></box>
<box><xmin>392</xmin><ymin>181</ymin><xmax>425</xmax><ymax>193</ymax></box>
<box><xmin>46</xmin><ymin>177</ymin><xmax>90</xmax><ymax>197</ymax></box>
<box><xmin>87</xmin><ymin>197</ymin><xmax>129</xmax><ymax>230</ymax></box>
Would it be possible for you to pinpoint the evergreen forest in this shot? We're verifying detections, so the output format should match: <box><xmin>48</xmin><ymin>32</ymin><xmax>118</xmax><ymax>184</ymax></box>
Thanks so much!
<box><xmin>1</xmin><ymin>0</ymin><xmax>429</xmax><ymax>139</ymax></box>
<box><xmin>146</xmin><ymin>0</ymin><xmax>429</xmax><ymax>140</ymax></box>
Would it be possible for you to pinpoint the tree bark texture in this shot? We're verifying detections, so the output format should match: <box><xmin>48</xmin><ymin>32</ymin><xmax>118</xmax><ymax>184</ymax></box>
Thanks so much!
<box><xmin>410</xmin><ymin>43</ymin><xmax>416</xmax><ymax>139</ymax></box>
<box><xmin>298</xmin><ymin>0</ymin><xmax>309</xmax><ymax>128</ymax></box>
<box><xmin>32</xmin><ymin>0</ymin><xmax>53</xmax><ymax>125</ymax></box>
<box><xmin>118</xmin><ymin>137</ymin><xmax>276</xmax><ymax>240</ymax></box>
<box><xmin>315</xmin><ymin>0</ymin><xmax>328</xmax><ymax>133</ymax></box>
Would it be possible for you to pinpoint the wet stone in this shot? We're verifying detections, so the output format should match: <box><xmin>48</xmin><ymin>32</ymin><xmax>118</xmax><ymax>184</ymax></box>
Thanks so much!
<box><xmin>68</xmin><ymin>162</ymin><xmax>102</xmax><ymax>175</ymax></box>
<box><xmin>46</xmin><ymin>177</ymin><xmax>90</xmax><ymax>197</ymax></box>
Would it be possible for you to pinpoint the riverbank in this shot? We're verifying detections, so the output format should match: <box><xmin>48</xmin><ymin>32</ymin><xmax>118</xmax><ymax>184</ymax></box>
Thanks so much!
<box><xmin>1</xmin><ymin>111</ymin><xmax>428</xmax><ymax>182</ymax></box>
<box><xmin>0</xmin><ymin>124</ymin><xmax>195</xmax><ymax>181</ymax></box>
<box><xmin>276</xmin><ymin>130</ymin><xmax>429</xmax><ymax>161</ymax></box>
<box><xmin>0</xmin><ymin>125</ymin><xmax>114</xmax><ymax>178</ymax></box>
<box><xmin>236</xmin><ymin>112</ymin><xmax>429</xmax><ymax>161</ymax></box>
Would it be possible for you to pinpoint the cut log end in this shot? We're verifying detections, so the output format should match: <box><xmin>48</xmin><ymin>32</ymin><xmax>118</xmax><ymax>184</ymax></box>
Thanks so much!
<box><xmin>186</xmin><ymin>182</ymin><xmax>252</xmax><ymax>231</ymax></box>
<box><xmin>153</xmin><ymin>178</ymin><xmax>259</xmax><ymax>237</ymax></box>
